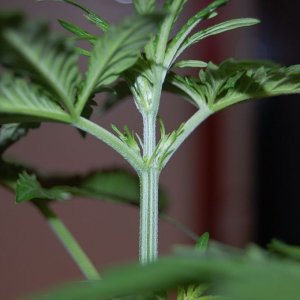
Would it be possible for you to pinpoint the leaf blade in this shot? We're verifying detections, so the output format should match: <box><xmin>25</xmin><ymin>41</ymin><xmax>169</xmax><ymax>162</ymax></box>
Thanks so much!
<box><xmin>58</xmin><ymin>19</ymin><xmax>97</xmax><ymax>42</ymax></box>
<box><xmin>77</xmin><ymin>14</ymin><xmax>163</xmax><ymax>115</ymax></box>
<box><xmin>173</xmin><ymin>60</ymin><xmax>208</xmax><ymax>69</ymax></box>
<box><xmin>196</xmin><ymin>232</ymin><xmax>210</xmax><ymax>252</ymax></box>
<box><xmin>2</xmin><ymin>24</ymin><xmax>81</xmax><ymax>115</ymax></box>
<box><xmin>172</xmin><ymin>60</ymin><xmax>300</xmax><ymax>111</ymax></box>
<box><xmin>147</xmin><ymin>0</ymin><xmax>187</xmax><ymax>63</ymax></box>
<box><xmin>49</xmin><ymin>0</ymin><xmax>109</xmax><ymax>32</ymax></box>
<box><xmin>0</xmin><ymin>76</ymin><xmax>72</xmax><ymax>124</ymax></box>
<box><xmin>176</xmin><ymin>18</ymin><xmax>260</xmax><ymax>59</ymax></box>
<box><xmin>16</xmin><ymin>172</ymin><xmax>70</xmax><ymax>203</ymax></box>
<box><xmin>2</xmin><ymin>164</ymin><xmax>168</xmax><ymax>212</ymax></box>
<box><xmin>164</xmin><ymin>0</ymin><xmax>228</xmax><ymax>67</ymax></box>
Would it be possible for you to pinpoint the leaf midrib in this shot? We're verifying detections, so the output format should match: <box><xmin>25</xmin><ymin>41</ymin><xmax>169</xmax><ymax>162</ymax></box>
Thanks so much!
<box><xmin>0</xmin><ymin>100</ymin><xmax>71</xmax><ymax>122</ymax></box>
<box><xmin>78</xmin><ymin>20</ymin><xmax>151</xmax><ymax>114</ymax></box>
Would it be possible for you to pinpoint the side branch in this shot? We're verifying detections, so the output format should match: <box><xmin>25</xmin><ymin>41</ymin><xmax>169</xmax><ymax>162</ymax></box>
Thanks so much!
<box><xmin>34</xmin><ymin>202</ymin><xmax>101</xmax><ymax>281</ymax></box>
<box><xmin>161</xmin><ymin>105</ymin><xmax>212</xmax><ymax>169</ymax></box>
<box><xmin>74</xmin><ymin>117</ymin><xmax>144</xmax><ymax>172</ymax></box>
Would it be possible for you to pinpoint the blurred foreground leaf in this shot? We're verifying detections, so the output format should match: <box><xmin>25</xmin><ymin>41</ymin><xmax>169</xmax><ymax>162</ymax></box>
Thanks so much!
<box><xmin>26</xmin><ymin>245</ymin><xmax>300</xmax><ymax>300</ymax></box>
<box><xmin>269</xmin><ymin>239</ymin><xmax>300</xmax><ymax>261</ymax></box>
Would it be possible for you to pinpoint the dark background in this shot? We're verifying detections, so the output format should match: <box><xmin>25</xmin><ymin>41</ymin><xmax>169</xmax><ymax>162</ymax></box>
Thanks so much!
<box><xmin>256</xmin><ymin>0</ymin><xmax>300</xmax><ymax>246</ymax></box>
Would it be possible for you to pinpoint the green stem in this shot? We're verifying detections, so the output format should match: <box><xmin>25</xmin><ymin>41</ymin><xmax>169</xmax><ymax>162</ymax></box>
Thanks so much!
<box><xmin>34</xmin><ymin>201</ymin><xmax>101</xmax><ymax>281</ymax></box>
<box><xmin>74</xmin><ymin>117</ymin><xmax>143</xmax><ymax>171</ymax></box>
<box><xmin>161</xmin><ymin>106</ymin><xmax>212</xmax><ymax>169</ymax></box>
<box><xmin>139</xmin><ymin>167</ymin><xmax>159</xmax><ymax>264</ymax></box>
<box><xmin>139</xmin><ymin>113</ymin><xmax>159</xmax><ymax>264</ymax></box>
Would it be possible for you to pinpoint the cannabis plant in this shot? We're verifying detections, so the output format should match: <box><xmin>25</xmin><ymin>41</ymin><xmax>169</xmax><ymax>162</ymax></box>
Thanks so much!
<box><xmin>1</xmin><ymin>0</ymin><xmax>300</xmax><ymax>299</ymax></box>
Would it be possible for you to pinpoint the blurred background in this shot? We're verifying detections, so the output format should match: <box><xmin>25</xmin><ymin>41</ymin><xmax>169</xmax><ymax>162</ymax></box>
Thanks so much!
<box><xmin>0</xmin><ymin>0</ymin><xmax>299</xmax><ymax>299</ymax></box>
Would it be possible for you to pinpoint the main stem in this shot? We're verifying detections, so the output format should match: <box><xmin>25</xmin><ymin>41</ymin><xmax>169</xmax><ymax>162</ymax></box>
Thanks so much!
<box><xmin>139</xmin><ymin>113</ymin><xmax>159</xmax><ymax>264</ymax></box>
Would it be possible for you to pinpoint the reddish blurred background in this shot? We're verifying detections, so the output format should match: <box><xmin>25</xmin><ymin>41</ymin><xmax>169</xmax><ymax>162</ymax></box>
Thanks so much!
<box><xmin>0</xmin><ymin>0</ymin><xmax>299</xmax><ymax>299</ymax></box>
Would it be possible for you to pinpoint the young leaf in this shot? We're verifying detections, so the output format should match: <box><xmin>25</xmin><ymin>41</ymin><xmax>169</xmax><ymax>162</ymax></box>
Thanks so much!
<box><xmin>175</xmin><ymin>18</ymin><xmax>260</xmax><ymax>60</ymax></box>
<box><xmin>58</xmin><ymin>19</ymin><xmax>97</xmax><ymax>42</ymax></box>
<box><xmin>178</xmin><ymin>284</ymin><xmax>211</xmax><ymax>300</ymax></box>
<box><xmin>111</xmin><ymin>125</ymin><xmax>141</xmax><ymax>155</ymax></box>
<box><xmin>147</xmin><ymin>0</ymin><xmax>187</xmax><ymax>63</ymax></box>
<box><xmin>0</xmin><ymin>123</ymin><xmax>39</xmax><ymax>155</ymax></box>
<box><xmin>178</xmin><ymin>233</ymin><xmax>210</xmax><ymax>300</ymax></box>
<box><xmin>196</xmin><ymin>232</ymin><xmax>210</xmax><ymax>252</ymax></box>
<box><xmin>151</xmin><ymin>122</ymin><xmax>185</xmax><ymax>170</ymax></box>
<box><xmin>173</xmin><ymin>60</ymin><xmax>208</xmax><ymax>69</ymax></box>
<box><xmin>50</xmin><ymin>0</ymin><xmax>109</xmax><ymax>32</ymax></box>
<box><xmin>77</xmin><ymin>14</ymin><xmax>163</xmax><ymax>115</ymax></box>
<box><xmin>133</xmin><ymin>0</ymin><xmax>156</xmax><ymax>14</ymax></box>
<box><xmin>0</xmin><ymin>76</ymin><xmax>72</xmax><ymax>123</ymax></box>
<box><xmin>1</xmin><ymin>24</ymin><xmax>81</xmax><ymax>116</ymax></box>
<box><xmin>164</xmin><ymin>0</ymin><xmax>228</xmax><ymax>67</ymax></box>
<box><xmin>16</xmin><ymin>172</ymin><xmax>70</xmax><ymax>203</ymax></box>
<box><xmin>165</xmin><ymin>73</ymin><xmax>204</xmax><ymax>108</ymax></box>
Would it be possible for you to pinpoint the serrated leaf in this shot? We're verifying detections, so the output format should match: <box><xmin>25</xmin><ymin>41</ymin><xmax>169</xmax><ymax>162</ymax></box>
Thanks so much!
<box><xmin>58</xmin><ymin>19</ymin><xmax>97</xmax><ymax>42</ymax></box>
<box><xmin>0</xmin><ymin>123</ymin><xmax>39</xmax><ymax>155</ymax></box>
<box><xmin>133</xmin><ymin>0</ymin><xmax>156</xmax><ymax>14</ymax></box>
<box><xmin>1</xmin><ymin>23</ymin><xmax>81</xmax><ymax>115</ymax></box>
<box><xmin>51</xmin><ymin>0</ymin><xmax>109</xmax><ymax>32</ymax></box>
<box><xmin>77</xmin><ymin>14</ymin><xmax>163</xmax><ymax>114</ymax></box>
<box><xmin>165</xmin><ymin>73</ymin><xmax>203</xmax><ymax>108</ymax></box>
<box><xmin>111</xmin><ymin>125</ymin><xmax>142</xmax><ymax>155</ymax></box>
<box><xmin>58</xmin><ymin>19</ymin><xmax>95</xmax><ymax>61</ymax></box>
<box><xmin>164</xmin><ymin>0</ymin><xmax>228</xmax><ymax>67</ymax></box>
<box><xmin>172</xmin><ymin>60</ymin><xmax>300</xmax><ymax>111</ymax></box>
<box><xmin>0</xmin><ymin>160</ymin><xmax>31</xmax><ymax>190</ymax></box>
<box><xmin>175</xmin><ymin>18</ymin><xmax>259</xmax><ymax>59</ymax></box>
<box><xmin>0</xmin><ymin>76</ymin><xmax>72</xmax><ymax>123</ymax></box>
<box><xmin>1</xmin><ymin>164</ymin><xmax>168</xmax><ymax>212</ymax></box>
<box><xmin>147</xmin><ymin>0</ymin><xmax>187</xmax><ymax>63</ymax></box>
<box><xmin>16</xmin><ymin>172</ymin><xmax>70</xmax><ymax>203</ymax></box>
